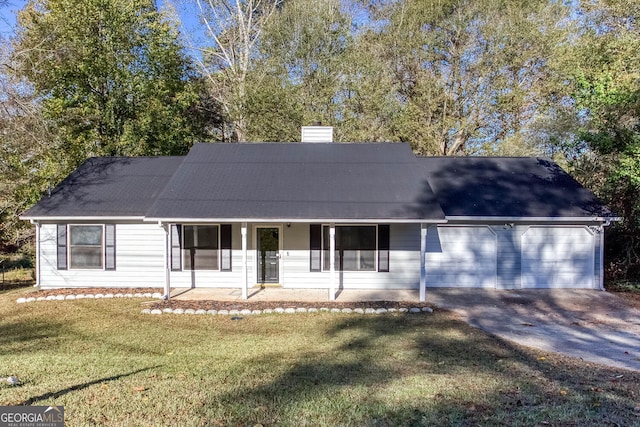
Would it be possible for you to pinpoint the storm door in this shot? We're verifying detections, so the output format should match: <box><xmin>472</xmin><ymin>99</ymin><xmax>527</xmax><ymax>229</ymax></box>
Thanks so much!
<box><xmin>257</xmin><ymin>227</ymin><xmax>280</xmax><ymax>284</ymax></box>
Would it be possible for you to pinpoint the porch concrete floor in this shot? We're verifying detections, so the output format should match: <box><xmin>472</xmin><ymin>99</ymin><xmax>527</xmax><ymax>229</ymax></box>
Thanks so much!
<box><xmin>170</xmin><ymin>287</ymin><xmax>420</xmax><ymax>302</ymax></box>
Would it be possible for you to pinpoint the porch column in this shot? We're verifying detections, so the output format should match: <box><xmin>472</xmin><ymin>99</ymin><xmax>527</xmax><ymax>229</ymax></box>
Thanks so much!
<box><xmin>241</xmin><ymin>222</ymin><xmax>248</xmax><ymax>299</ymax></box>
<box><xmin>329</xmin><ymin>223</ymin><xmax>336</xmax><ymax>301</ymax></box>
<box><xmin>162</xmin><ymin>223</ymin><xmax>171</xmax><ymax>300</ymax></box>
<box><xmin>420</xmin><ymin>223</ymin><xmax>428</xmax><ymax>302</ymax></box>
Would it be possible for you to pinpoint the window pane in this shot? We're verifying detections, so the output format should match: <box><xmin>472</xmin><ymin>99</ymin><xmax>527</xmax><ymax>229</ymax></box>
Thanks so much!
<box><xmin>195</xmin><ymin>249</ymin><xmax>218</xmax><ymax>270</ymax></box>
<box><xmin>69</xmin><ymin>247</ymin><xmax>103</xmax><ymax>269</ymax></box>
<box><xmin>69</xmin><ymin>226</ymin><xmax>103</xmax><ymax>245</ymax></box>
<box><xmin>198</xmin><ymin>226</ymin><xmax>218</xmax><ymax>249</ymax></box>
<box><xmin>171</xmin><ymin>224</ymin><xmax>182</xmax><ymax>271</ymax></box>
<box><xmin>184</xmin><ymin>226</ymin><xmax>195</xmax><ymax>249</ymax></box>
<box><xmin>341</xmin><ymin>250</ymin><xmax>375</xmax><ymax>271</ymax></box>
<box><xmin>322</xmin><ymin>226</ymin><xmax>330</xmax><ymax>271</ymax></box>
<box><xmin>378</xmin><ymin>225</ymin><xmax>390</xmax><ymax>272</ymax></box>
<box><xmin>183</xmin><ymin>225</ymin><xmax>219</xmax><ymax>270</ymax></box>
<box><xmin>69</xmin><ymin>226</ymin><xmax>103</xmax><ymax>269</ymax></box>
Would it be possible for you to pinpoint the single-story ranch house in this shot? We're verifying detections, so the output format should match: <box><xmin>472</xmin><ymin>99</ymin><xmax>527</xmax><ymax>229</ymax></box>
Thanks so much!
<box><xmin>21</xmin><ymin>132</ymin><xmax>617</xmax><ymax>301</ymax></box>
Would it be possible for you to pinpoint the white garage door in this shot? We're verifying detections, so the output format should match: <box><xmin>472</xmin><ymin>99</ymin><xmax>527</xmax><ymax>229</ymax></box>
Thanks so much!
<box><xmin>425</xmin><ymin>226</ymin><xmax>497</xmax><ymax>288</ymax></box>
<box><xmin>521</xmin><ymin>227</ymin><xmax>595</xmax><ymax>289</ymax></box>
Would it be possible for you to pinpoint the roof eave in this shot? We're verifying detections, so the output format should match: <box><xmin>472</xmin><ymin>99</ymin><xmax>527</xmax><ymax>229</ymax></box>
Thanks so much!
<box><xmin>144</xmin><ymin>217</ymin><xmax>447</xmax><ymax>224</ymax></box>
<box><xmin>20</xmin><ymin>215</ymin><xmax>147</xmax><ymax>222</ymax></box>
<box><xmin>445</xmin><ymin>215</ymin><xmax>622</xmax><ymax>223</ymax></box>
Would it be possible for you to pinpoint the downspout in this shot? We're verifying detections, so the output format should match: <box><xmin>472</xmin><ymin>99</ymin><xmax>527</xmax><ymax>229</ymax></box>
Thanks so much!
<box><xmin>599</xmin><ymin>218</ymin><xmax>613</xmax><ymax>291</ymax></box>
<box><xmin>31</xmin><ymin>220</ymin><xmax>41</xmax><ymax>288</ymax></box>
<box><xmin>420</xmin><ymin>224</ymin><xmax>427</xmax><ymax>302</ymax></box>
<box><xmin>599</xmin><ymin>227</ymin><xmax>605</xmax><ymax>291</ymax></box>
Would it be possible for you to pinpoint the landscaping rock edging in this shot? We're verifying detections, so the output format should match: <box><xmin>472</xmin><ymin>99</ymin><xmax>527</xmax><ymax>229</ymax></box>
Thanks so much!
<box><xmin>141</xmin><ymin>306</ymin><xmax>434</xmax><ymax>316</ymax></box>
<box><xmin>16</xmin><ymin>292</ymin><xmax>164</xmax><ymax>304</ymax></box>
<box><xmin>15</xmin><ymin>292</ymin><xmax>436</xmax><ymax>316</ymax></box>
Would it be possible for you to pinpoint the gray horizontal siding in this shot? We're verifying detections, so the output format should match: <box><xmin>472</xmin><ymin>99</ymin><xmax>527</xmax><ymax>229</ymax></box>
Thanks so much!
<box><xmin>39</xmin><ymin>223</ymin><xmax>165</xmax><ymax>289</ymax></box>
<box><xmin>282</xmin><ymin>223</ymin><xmax>421</xmax><ymax>289</ymax></box>
<box><xmin>425</xmin><ymin>226</ymin><xmax>497</xmax><ymax>288</ymax></box>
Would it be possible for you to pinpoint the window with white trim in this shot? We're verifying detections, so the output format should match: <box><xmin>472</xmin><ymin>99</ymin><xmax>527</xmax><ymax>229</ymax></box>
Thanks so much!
<box><xmin>57</xmin><ymin>225</ymin><xmax>116</xmax><ymax>270</ymax></box>
<box><xmin>67</xmin><ymin>225</ymin><xmax>104</xmax><ymax>269</ymax></box>
<box><xmin>183</xmin><ymin>225</ymin><xmax>219</xmax><ymax>270</ymax></box>
<box><xmin>321</xmin><ymin>225</ymin><xmax>378</xmax><ymax>272</ymax></box>
<box><xmin>171</xmin><ymin>224</ymin><xmax>233</xmax><ymax>272</ymax></box>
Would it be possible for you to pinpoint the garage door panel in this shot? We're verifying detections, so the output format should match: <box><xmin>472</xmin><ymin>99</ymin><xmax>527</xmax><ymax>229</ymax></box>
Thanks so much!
<box><xmin>426</xmin><ymin>226</ymin><xmax>497</xmax><ymax>288</ymax></box>
<box><xmin>522</xmin><ymin>227</ymin><xmax>595</xmax><ymax>289</ymax></box>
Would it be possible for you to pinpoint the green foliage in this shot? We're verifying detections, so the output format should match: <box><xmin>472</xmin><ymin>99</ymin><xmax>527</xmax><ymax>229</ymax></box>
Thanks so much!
<box><xmin>237</xmin><ymin>0</ymin><xmax>573</xmax><ymax>152</ymax></box>
<box><xmin>13</xmin><ymin>0</ymin><xmax>208</xmax><ymax>158</ymax></box>
<box><xmin>1</xmin><ymin>0</ymin><xmax>218</xmax><ymax>251</ymax></box>
<box><xmin>567</xmin><ymin>1</ymin><xmax>640</xmax><ymax>281</ymax></box>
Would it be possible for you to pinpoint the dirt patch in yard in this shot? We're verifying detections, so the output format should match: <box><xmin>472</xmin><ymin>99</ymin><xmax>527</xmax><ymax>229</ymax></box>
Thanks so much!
<box><xmin>27</xmin><ymin>287</ymin><xmax>431</xmax><ymax>311</ymax></box>
<box><xmin>611</xmin><ymin>291</ymin><xmax>640</xmax><ymax>310</ymax></box>
<box><xmin>35</xmin><ymin>287</ymin><xmax>162</xmax><ymax>297</ymax></box>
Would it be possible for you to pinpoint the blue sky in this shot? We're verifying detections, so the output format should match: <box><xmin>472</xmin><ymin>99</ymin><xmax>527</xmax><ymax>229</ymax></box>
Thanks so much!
<box><xmin>0</xmin><ymin>0</ymin><xmax>203</xmax><ymax>41</ymax></box>
<box><xmin>0</xmin><ymin>0</ymin><xmax>23</xmax><ymax>38</ymax></box>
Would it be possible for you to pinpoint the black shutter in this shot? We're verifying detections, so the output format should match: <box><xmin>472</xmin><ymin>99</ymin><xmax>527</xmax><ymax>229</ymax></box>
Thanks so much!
<box><xmin>105</xmin><ymin>224</ymin><xmax>116</xmax><ymax>270</ymax></box>
<box><xmin>310</xmin><ymin>224</ymin><xmax>321</xmax><ymax>271</ymax></box>
<box><xmin>171</xmin><ymin>224</ymin><xmax>182</xmax><ymax>271</ymax></box>
<box><xmin>221</xmin><ymin>224</ymin><xmax>232</xmax><ymax>271</ymax></box>
<box><xmin>378</xmin><ymin>224</ymin><xmax>390</xmax><ymax>272</ymax></box>
<box><xmin>57</xmin><ymin>224</ymin><xmax>67</xmax><ymax>270</ymax></box>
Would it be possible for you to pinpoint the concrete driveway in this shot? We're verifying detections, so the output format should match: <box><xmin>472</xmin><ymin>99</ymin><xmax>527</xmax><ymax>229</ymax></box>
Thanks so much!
<box><xmin>427</xmin><ymin>289</ymin><xmax>640</xmax><ymax>372</ymax></box>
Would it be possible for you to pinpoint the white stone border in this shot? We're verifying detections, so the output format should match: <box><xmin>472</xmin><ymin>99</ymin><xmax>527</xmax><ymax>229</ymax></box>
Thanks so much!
<box><xmin>15</xmin><ymin>293</ymin><xmax>435</xmax><ymax>316</ymax></box>
<box><xmin>141</xmin><ymin>306</ymin><xmax>434</xmax><ymax>315</ymax></box>
<box><xmin>16</xmin><ymin>292</ymin><xmax>164</xmax><ymax>304</ymax></box>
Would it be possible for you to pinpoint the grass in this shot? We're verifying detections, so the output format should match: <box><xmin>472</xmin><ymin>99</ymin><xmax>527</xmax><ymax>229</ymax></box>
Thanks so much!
<box><xmin>0</xmin><ymin>267</ymin><xmax>34</xmax><ymax>285</ymax></box>
<box><xmin>1</xmin><ymin>288</ymin><xmax>639</xmax><ymax>426</ymax></box>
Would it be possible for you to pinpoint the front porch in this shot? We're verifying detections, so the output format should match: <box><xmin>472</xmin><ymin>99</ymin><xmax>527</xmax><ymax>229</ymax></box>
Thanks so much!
<box><xmin>170</xmin><ymin>287</ymin><xmax>420</xmax><ymax>302</ymax></box>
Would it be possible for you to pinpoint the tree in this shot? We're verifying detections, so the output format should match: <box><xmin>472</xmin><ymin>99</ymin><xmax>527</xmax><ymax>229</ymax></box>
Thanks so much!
<box><xmin>12</xmin><ymin>0</ymin><xmax>210</xmax><ymax>162</ymax></box>
<box><xmin>3</xmin><ymin>0</ymin><xmax>216</xmax><ymax>252</ymax></box>
<box><xmin>0</xmin><ymin>32</ymin><xmax>57</xmax><ymax>251</ymax></box>
<box><xmin>566</xmin><ymin>0</ymin><xmax>640</xmax><ymax>281</ymax></box>
<box><xmin>357</xmin><ymin>0</ymin><xmax>572</xmax><ymax>155</ymax></box>
<box><xmin>194</xmin><ymin>0</ymin><xmax>282</xmax><ymax>142</ymax></box>
<box><xmin>243</xmin><ymin>0</ymin><xmax>353</xmax><ymax>141</ymax></box>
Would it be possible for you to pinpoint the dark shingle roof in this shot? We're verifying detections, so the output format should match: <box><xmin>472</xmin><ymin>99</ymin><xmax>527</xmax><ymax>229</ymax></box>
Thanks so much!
<box><xmin>420</xmin><ymin>156</ymin><xmax>614</xmax><ymax>218</ymax></box>
<box><xmin>21</xmin><ymin>143</ymin><xmax>615</xmax><ymax>222</ymax></box>
<box><xmin>22</xmin><ymin>156</ymin><xmax>183</xmax><ymax>218</ymax></box>
<box><xmin>145</xmin><ymin>143</ymin><xmax>445</xmax><ymax>221</ymax></box>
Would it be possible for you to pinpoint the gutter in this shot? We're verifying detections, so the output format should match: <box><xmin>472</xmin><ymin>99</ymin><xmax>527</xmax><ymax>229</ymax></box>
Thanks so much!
<box><xmin>598</xmin><ymin>217</ymin><xmax>617</xmax><ymax>291</ymax></box>
<box><xmin>445</xmin><ymin>215</ymin><xmax>622</xmax><ymax>223</ymax></box>
<box><xmin>143</xmin><ymin>217</ymin><xmax>448</xmax><ymax>224</ymax></box>
<box><xmin>20</xmin><ymin>215</ymin><xmax>146</xmax><ymax>221</ymax></box>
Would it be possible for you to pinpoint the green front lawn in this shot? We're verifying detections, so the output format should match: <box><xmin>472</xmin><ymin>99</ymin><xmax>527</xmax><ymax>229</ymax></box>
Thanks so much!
<box><xmin>1</xmin><ymin>288</ymin><xmax>638</xmax><ymax>426</ymax></box>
